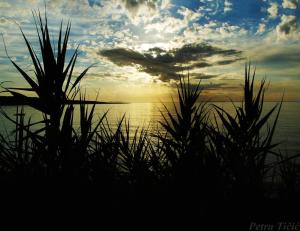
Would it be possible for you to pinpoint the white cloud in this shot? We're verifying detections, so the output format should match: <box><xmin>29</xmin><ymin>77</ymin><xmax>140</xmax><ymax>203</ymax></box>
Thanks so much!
<box><xmin>143</xmin><ymin>7</ymin><xmax>201</xmax><ymax>35</ymax></box>
<box><xmin>282</xmin><ymin>0</ymin><xmax>298</xmax><ymax>9</ymax></box>
<box><xmin>144</xmin><ymin>15</ymin><xmax>187</xmax><ymax>34</ymax></box>
<box><xmin>0</xmin><ymin>2</ymin><xmax>10</xmax><ymax>8</ymax></box>
<box><xmin>177</xmin><ymin>7</ymin><xmax>202</xmax><ymax>24</ymax></box>
<box><xmin>161</xmin><ymin>0</ymin><xmax>172</xmax><ymax>10</ymax></box>
<box><xmin>276</xmin><ymin>15</ymin><xmax>298</xmax><ymax>40</ymax></box>
<box><xmin>178</xmin><ymin>21</ymin><xmax>248</xmax><ymax>47</ymax></box>
<box><xmin>267</xmin><ymin>2</ymin><xmax>278</xmax><ymax>19</ymax></box>
<box><xmin>224</xmin><ymin>0</ymin><xmax>233</xmax><ymax>13</ymax></box>
<box><xmin>257</xmin><ymin>23</ymin><xmax>266</xmax><ymax>34</ymax></box>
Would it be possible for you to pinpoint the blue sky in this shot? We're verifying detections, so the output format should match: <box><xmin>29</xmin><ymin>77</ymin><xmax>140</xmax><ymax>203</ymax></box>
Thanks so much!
<box><xmin>0</xmin><ymin>0</ymin><xmax>300</xmax><ymax>101</ymax></box>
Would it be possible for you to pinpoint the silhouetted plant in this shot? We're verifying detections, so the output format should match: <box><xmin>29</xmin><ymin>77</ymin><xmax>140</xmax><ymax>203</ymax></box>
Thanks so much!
<box><xmin>277</xmin><ymin>152</ymin><xmax>300</xmax><ymax>200</ymax></box>
<box><xmin>153</xmin><ymin>75</ymin><xmax>226</xmax><ymax>214</ymax></box>
<box><xmin>157</xmin><ymin>75</ymin><xmax>209</xmax><ymax>174</ymax></box>
<box><xmin>86</xmin><ymin>117</ymin><xmax>124</xmax><ymax>196</ymax></box>
<box><xmin>210</xmin><ymin>64</ymin><xmax>282</xmax><ymax>200</ymax></box>
<box><xmin>0</xmin><ymin>106</ymin><xmax>46</xmax><ymax>180</ymax></box>
<box><xmin>117</xmin><ymin>121</ymin><xmax>155</xmax><ymax>191</ymax></box>
<box><xmin>3</xmin><ymin>12</ymin><xmax>92</xmax><ymax>166</ymax></box>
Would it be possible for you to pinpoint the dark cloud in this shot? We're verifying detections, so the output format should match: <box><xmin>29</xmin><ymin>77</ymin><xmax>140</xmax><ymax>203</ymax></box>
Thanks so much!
<box><xmin>215</xmin><ymin>58</ymin><xmax>244</xmax><ymax>66</ymax></box>
<box><xmin>277</xmin><ymin>15</ymin><xmax>297</xmax><ymax>37</ymax></box>
<box><xmin>199</xmin><ymin>83</ymin><xmax>226</xmax><ymax>90</ymax></box>
<box><xmin>262</xmin><ymin>51</ymin><xmax>300</xmax><ymax>64</ymax></box>
<box><xmin>190</xmin><ymin>62</ymin><xmax>212</xmax><ymax>68</ymax></box>
<box><xmin>99</xmin><ymin>43</ymin><xmax>242</xmax><ymax>82</ymax></box>
<box><xmin>88</xmin><ymin>0</ymin><xmax>102</xmax><ymax>7</ymax></box>
<box><xmin>168</xmin><ymin>81</ymin><xmax>227</xmax><ymax>91</ymax></box>
<box><xmin>192</xmin><ymin>73</ymin><xmax>218</xmax><ymax>80</ymax></box>
<box><xmin>123</xmin><ymin>0</ymin><xmax>157</xmax><ymax>9</ymax></box>
<box><xmin>219</xmin><ymin>76</ymin><xmax>240</xmax><ymax>81</ymax></box>
<box><xmin>171</xmin><ymin>83</ymin><xmax>228</xmax><ymax>91</ymax></box>
<box><xmin>0</xmin><ymin>18</ymin><xmax>7</xmax><ymax>24</ymax></box>
<box><xmin>121</xmin><ymin>0</ymin><xmax>158</xmax><ymax>16</ymax></box>
<box><xmin>84</xmin><ymin>72</ymin><xmax>128</xmax><ymax>81</ymax></box>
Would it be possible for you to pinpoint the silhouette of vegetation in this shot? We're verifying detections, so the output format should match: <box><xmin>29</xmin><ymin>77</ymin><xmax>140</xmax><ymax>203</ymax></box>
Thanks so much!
<box><xmin>211</xmin><ymin>65</ymin><xmax>282</xmax><ymax>201</ymax></box>
<box><xmin>0</xmin><ymin>12</ymin><xmax>299</xmax><ymax>227</ymax></box>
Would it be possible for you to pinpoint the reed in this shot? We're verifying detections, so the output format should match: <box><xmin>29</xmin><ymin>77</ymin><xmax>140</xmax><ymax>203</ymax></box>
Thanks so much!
<box><xmin>210</xmin><ymin>64</ymin><xmax>283</xmax><ymax>202</ymax></box>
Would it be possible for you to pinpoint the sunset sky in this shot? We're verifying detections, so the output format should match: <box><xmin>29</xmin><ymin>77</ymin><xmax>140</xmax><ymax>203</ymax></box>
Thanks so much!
<box><xmin>0</xmin><ymin>0</ymin><xmax>300</xmax><ymax>102</ymax></box>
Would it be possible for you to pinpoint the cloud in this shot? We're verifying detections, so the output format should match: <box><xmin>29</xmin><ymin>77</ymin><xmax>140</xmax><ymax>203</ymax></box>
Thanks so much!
<box><xmin>192</xmin><ymin>73</ymin><xmax>219</xmax><ymax>80</ymax></box>
<box><xmin>99</xmin><ymin>43</ymin><xmax>242</xmax><ymax>82</ymax></box>
<box><xmin>144</xmin><ymin>15</ymin><xmax>187</xmax><ymax>34</ymax></box>
<box><xmin>267</xmin><ymin>2</ymin><xmax>278</xmax><ymax>19</ymax></box>
<box><xmin>111</xmin><ymin>0</ymin><xmax>161</xmax><ymax>25</ymax></box>
<box><xmin>121</xmin><ymin>0</ymin><xmax>157</xmax><ymax>15</ymax></box>
<box><xmin>143</xmin><ymin>6</ymin><xmax>202</xmax><ymax>35</ymax></box>
<box><xmin>258</xmin><ymin>46</ymin><xmax>300</xmax><ymax>65</ymax></box>
<box><xmin>282</xmin><ymin>0</ymin><xmax>298</xmax><ymax>9</ymax></box>
<box><xmin>0</xmin><ymin>17</ymin><xmax>9</xmax><ymax>24</ymax></box>
<box><xmin>181</xmin><ymin>21</ymin><xmax>248</xmax><ymax>46</ymax></box>
<box><xmin>0</xmin><ymin>2</ymin><xmax>10</xmax><ymax>8</ymax></box>
<box><xmin>257</xmin><ymin>23</ymin><xmax>266</xmax><ymax>34</ymax></box>
<box><xmin>224</xmin><ymin>0</ymin><xmax>233</xmax><ymax>13</ymax></box>
<box><xmin>215</xmin><ymin>58</ymin><xmax>244</xmax><ymax>65</ymax></box>
<box><xmin>172</xmin><ymin>82</ymin><xmax>230</xmax><ymax>91</ymax></box>
<box><xmin>88</xmin><ymin>0</ymin><xmax>102</xmax><ymax>7</ymax></box>
<box><xmin>199</xmin><ymin>83</ymin><xmax>228</xmax><ymax>90</ymax></box>
<box><xmin>177</xmin><ymin>7</ymin><xmax>202</xmax><ymax>23</ymax></box>
<box><xmin>276</xmin><ymin>15</ymin><xmax>298</xmax><ymax>40</ymax></box>
<box><xmin>84</xmin><ymin>72</ymin><xmax>129</xmax><ymax>81</ymax></box>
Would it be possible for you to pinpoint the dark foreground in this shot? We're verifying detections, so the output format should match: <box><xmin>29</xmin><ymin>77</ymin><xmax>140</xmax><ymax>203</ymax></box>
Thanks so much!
<box><xmin>0</xmin><ymin>182</ymin><xmax>298</xmax><ymax>230</ymax></box>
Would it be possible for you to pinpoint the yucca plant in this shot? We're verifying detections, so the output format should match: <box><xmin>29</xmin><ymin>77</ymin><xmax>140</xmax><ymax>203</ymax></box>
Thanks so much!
<box><xmin>211</xmin><ymin>64</ymin><xmax>282</xmax><ymax>200</ymax></box>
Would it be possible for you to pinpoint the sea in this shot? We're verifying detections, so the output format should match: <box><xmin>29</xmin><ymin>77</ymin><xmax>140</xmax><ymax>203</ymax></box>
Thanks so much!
<box><xmin>0</xmin><ymin>102</ymin><xmax>299</xmax><ymax>156</ymax></box>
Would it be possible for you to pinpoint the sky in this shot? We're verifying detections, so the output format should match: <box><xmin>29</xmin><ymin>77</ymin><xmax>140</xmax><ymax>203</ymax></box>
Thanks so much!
<box><xmin>0</xmin><ymin>0</ymin><xmax>300</xmax><ymax>102</ymax></box>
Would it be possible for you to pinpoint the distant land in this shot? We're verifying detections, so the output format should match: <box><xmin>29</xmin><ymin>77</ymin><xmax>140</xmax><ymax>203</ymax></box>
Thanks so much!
<box><xmin>0</xmin><ymin>96</ymin><xmax>129</xmax><ymax>106</ymax></box>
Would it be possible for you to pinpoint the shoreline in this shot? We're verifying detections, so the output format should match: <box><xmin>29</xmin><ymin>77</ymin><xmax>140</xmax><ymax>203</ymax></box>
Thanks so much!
<box><xmin>0</xmin><ymin>96</ymin><xmax>129</xmax><ymax>106</ymax></box>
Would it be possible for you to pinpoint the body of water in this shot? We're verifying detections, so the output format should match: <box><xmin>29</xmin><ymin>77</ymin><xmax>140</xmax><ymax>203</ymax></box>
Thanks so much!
<box><xmin>0</xmin><ymin>102</ymin><xmax>299</xmax><ymax>155</ymax></box>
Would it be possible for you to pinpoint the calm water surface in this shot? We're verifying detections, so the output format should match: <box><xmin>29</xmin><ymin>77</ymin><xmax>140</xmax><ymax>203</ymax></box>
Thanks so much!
<box><xmin>1</xmin><ymin>102</ymin><xmax>299</xmax><ymax>155</ymax></box>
